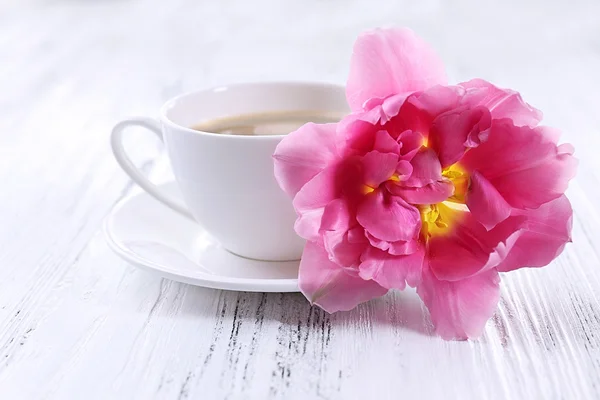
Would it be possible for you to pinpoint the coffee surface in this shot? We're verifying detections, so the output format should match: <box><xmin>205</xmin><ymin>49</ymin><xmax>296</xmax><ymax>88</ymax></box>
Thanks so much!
<box><xmin>191</xmin><ymin>110</ymin><xmax>341</xmax><ymax>135</ymax></box>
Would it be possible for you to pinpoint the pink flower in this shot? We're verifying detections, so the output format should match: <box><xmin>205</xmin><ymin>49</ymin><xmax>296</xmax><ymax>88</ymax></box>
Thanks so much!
<box><xmin>273</xmin><ymin>28</ymin><xmax>577</xmax><ymax>340</ymax></box>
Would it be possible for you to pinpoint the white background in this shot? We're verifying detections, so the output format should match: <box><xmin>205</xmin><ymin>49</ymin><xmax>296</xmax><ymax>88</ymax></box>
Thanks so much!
<box><xmin>0</xmin><ymin>0</ymin><xmax>599</xmax><ymax>398</ymax></box>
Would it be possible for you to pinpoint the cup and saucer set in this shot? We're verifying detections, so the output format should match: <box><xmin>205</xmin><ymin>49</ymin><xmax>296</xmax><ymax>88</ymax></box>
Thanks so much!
<box><xmin>105</xmin><ymin>82</ymin><xmax>349</xmax><ymax>293</ymax></box>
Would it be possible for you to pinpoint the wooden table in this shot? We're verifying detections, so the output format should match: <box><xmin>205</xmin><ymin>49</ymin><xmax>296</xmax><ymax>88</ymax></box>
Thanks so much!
<box><xmin>1</xmin><ymin>0</ymin><xmax>599</xmax><ymax>398</ymax></box>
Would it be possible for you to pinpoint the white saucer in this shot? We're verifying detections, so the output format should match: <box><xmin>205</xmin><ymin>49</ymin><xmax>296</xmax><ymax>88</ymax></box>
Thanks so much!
<box><xmin>104</xmin><ymin>182</ymin><xmax>300</xmax><ymax>292</ymax></box>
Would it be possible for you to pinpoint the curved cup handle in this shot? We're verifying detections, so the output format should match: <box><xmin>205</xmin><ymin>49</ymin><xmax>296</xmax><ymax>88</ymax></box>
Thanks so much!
<box><xmin>111</xmin><ymin>117</ymin><xmax>194</xmax><ymax>220</ymax></box>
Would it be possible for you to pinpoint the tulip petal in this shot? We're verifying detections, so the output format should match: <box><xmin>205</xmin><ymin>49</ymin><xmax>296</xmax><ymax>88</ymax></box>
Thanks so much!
<box><xmin>467</xmin><ymin>171</ymin><xmax>512</xmax><ymax>229</ymax></box>
<box><xmin>346</xmin><ymin>28</ymin><xmax>447</xmax><ymax>111</ymax></box>
<box><xmin>299</xmin><ymin>242</ymin><xmax>388</xmax><ymax>313</ymax></box>
<box><xmin>274</xmin><ymin>123</ymin><xmax>338</xmax><ymax>197</ymax></box>
<box><xmin>357</xmin><ymin>190</ymin><xmax>420</xmax><ymax>242</ymax></box>
<box><xmin>398</xmin><ymin>130</ymin><xmax>425</xmax><ymax>160</ymax></box>
<box><xmin>320</xmin><ymin>199</ymin><xmax>365</xmax><ymax>267</ymax></box>
<box><xmin>395</xmin><ymin>85</ymin><xmax>465</xmax><ymax>135</ymax></box>
<box><xmin>323</xmin><ymin>229</ymin><xmax>366</xmax><ymax>268</ymax></box>
<box><xmin>365</xmin><ymin>231</ymin><xmax>419</xmax><ymax>255</ymax></box>
<box><xmin>320</xmin><ymin>198</ymin><xmax>354</xmax><ymax>232</ymax></box>
<box><xmin>428</xmin><ymin>106</ymin><xmax>491</xmax><ymax>168</ymax></box>
<box><xmin>388</xmin><ymin>180</ymin><xmax>454</xmax><ymax>205</ymax></box>
<box><xmin>395</xmin><ymin>160</ymin><xmax>413</xmax><ymax>180</ymax></box>
<box><xmin>427</xmin><ymin>205</ymin><xmax>518</xmax><ymax>281</ymax></box>
<box><xmin>380</xmin><ymin>93</ymin><xmax>410</xmax><ymax>121</ymax></box>
<box><xmin>293</xmin><ymin>164</ymin><xmax>344</xmax><ymax>241</ymax></box>
<box><xmin>494</xmin><ymin>195</ymin><xmax>573</xmax><ymax>272</ymax></box>
<box><xmin>403</xmin><ymin>148</ymin><xmax>443</xmax><ymax>187</ymax></box>
<box><xmin>362</xmin><ymin>151</ymin><xmax>399</xmax><ymax>187</ymax></box>
<box><xmin>373</xmin><ymin>130</ymin><xmax>401</xmax><ymax>154</ymax></box>
<box><xmin>294</xmin><ymin>209</ymin><xmax>326</xmax><ymax>242</ymax></box>
<box><xmin>336</xmin><ymin>114</ymin><xmax>380</xmax><ymax>156</ymax></box>
<box><xmin>417</xmin><ymin>265</ymin><xmax>501</xmax><ymax>340</ymax></box>
<box><xmin>461</xmin><ymin>120</ymin><xmax>577</xmax><ymax>209</ymax></box>
<box><xmin>460</xmin><ymin>79</ymin><xmax>542</xmax><ymax>127</ymax></box>
<box><xmin>407</xmin><ymin>85</ymin><xmax>464</xmax><ymax>117</ymax></box>
<box><xmin>359</xmin><ymin>245</ymin><xmax>424</xmax><ymax>289</ymax></box>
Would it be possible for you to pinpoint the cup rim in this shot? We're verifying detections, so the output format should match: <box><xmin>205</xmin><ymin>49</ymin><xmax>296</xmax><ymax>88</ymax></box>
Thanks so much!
<box><xmin>159</xmin><ymin>80</ymin><xmax>346</xmax><ymax>140</ymax></box>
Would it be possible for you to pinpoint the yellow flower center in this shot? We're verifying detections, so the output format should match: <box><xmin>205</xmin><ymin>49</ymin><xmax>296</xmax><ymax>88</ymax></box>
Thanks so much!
<box><xmin>442</xmin><ymin>164</ymin><xmax>469</xmax><ymax>204</ymax></box>
<box><xmin>419</xmin><ymin>202</ymin><xmax>463</xmax><ymax>239</ymax></box>
<box><xmin>420</xmin><ymin>164</ymin><xmax>469</xmax><ymax>239</ymax></box>
<box><xmin>360</xmin><ymin>136</ymin><xmax>470</xmax><ymax>240</ymax></box>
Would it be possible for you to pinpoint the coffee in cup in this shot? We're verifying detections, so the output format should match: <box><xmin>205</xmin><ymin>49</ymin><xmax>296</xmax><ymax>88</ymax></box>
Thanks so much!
<box><xmin>111</xmin><ymin>81</ymin><xmax>349</xmax><ymax>261</ymax></box>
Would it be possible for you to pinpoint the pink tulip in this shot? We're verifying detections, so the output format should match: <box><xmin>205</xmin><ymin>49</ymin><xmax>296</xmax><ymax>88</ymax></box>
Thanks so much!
<box><xmin>273</xmin><ymin>28</ymin><xmax>577</xmax><ymax>340</ymax></box>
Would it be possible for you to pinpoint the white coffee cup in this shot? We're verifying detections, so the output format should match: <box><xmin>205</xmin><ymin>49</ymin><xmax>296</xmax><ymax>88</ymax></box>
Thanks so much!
<box><xmin>111</xmin><ymin>81</ymin><xmax>349</xmax><ymax>261</ymax></box>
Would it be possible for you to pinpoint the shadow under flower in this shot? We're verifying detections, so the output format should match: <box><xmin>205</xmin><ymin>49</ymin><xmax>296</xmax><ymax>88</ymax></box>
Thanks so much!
<box><xmin>261</xmin><ymin>288</ymin><xmax>435</xmax><ymax>337</ymax></box>
<box><xmin>356</xmin><ymin>288</ymin><xmax>435</xmax><ymax>337</ymax></box>
<box><xmin>157</xmin><ymin>279</ymin><xmax>434</xmax><ymax>338</ymax></box>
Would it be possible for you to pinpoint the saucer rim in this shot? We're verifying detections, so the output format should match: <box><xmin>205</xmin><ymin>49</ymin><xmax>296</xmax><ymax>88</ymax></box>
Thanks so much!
<box><xmin>103</xmin><ymin>187</ymin><xmax>300</xmax><ymax>293</ymax></box>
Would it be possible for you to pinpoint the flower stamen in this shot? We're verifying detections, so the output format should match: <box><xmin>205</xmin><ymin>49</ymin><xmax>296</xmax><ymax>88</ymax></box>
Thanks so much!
<box><xmin>442</xmin><ymin>164</ymin><xmax>469</xmax><ymax>203</ymax></box>
<box><xmin>363</xmin><ymin>185</ymin><xmax>376</xmax><ymax>194</ymax></box>
<box><xmin>419</xmin><ymin>202</ymin><xmax>463</xmax><ymax>239</ymax></box>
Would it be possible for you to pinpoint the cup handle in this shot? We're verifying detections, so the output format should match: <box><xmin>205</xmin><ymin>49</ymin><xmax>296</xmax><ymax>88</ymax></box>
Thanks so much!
<box><xmin>111</xmin><ymin>117</ymin><xmax>194</xmax><ymax>220</ymax></box>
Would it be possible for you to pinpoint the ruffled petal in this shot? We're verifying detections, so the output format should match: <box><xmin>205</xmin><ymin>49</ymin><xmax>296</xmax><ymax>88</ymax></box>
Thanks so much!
<box><xmin>299</xmin><ymin>242</ymin><xmax>388</xmax><ymax>313</ymax></box>
<box><xmin>373</xmin><ymin>130</ymin><xmax>401</xmax><ymax>154</ymax></box>
<box><xmin>403</xmin><ymin>148</ymin><xmax>443</xmax><ymax>187</ymax></box>
<box><xmin>388</xmin><ymin>180</ymin><xmax>454</xmax><ymax>205</ymax></box>
<box><xmin>460</xmin><ymin>79</ymin><xmax>542</xmax><ymax>127</ymax></box>
<box><xmin>346</xmin><ymin>28</ymin><xmax>447</xmax><ymax>111</ymax></box>
<box><xmin>394</xmin><ymin>85</ymin><xmax>465</xmax><ymax>135</ymax></box>
<box><xmin>295</xmin><ymin>209</ymin><xmax>327</xmax><ymax>242</ymax></box>
<box><xmin>359</xmin><ymin>245</ymin><xmax>424</xmax><ymax>289</ymax></box>
<box><xmin>417</xmin><ymin>265</ymin><xmax>501</xmax><ymax>340</ymax></box>
<box><xmin>494</xmin><ymin>195</ymin><xmax>573</xmax><ymax>272</ymax></box>
<box><xmin>398</xmin><ymin>130</ymin><xmax>425</xmax><ymax>160</ymax></box>
<box><xmin>461</xmin><ymin>120</ymin><xmax>577</xmax><ymax>209</ymax></box>
<box><xmin>388</xmin><ymin>147</ymin><xmax>454</xmax><ymax>204</ymax></box>
<box><xmin>273</xmin><ymin>123</ymin><xmax>338</xmax><ymax>197</ymax></box>
<box><xmin>320</xmin><ymin>199</ymin><xmax>365</xmax><ymax>267</ymax></box>
<box><xmin>365</xmin><ymin>231</ymin><xmax>419</xmax><ymax>255</ymax></box>
<box><xmin>356</xmin><ymin>189</ymin><xmax>420</xmax><ymax>242</ymax></box>
<box><xmin>466</xmin><ymin>171</ymin><xmax>512</xmax><ymax>229</ymax></box>
<box><xmin>380</xmin><ymin>93</ymin><xmax>410</xmax><ymax>122</ymax></box>
<box><xmin>428</xmin><ymin>106</ymin><xmax>491</xmax><ymax>168</ymax></box>
<box><xmin>361</xmin><ymin>151</ymin><xmax>399</xmax><ymax>187</ymax></box>
<box><xmin>293</xmin><ymin>164</ymin><xmax>344</xmax><ymax>241</ymax></box>
<box><xmin>395</xmin><ymin>160</ymin><xmax>413</xmax><ymax>180</ymax></box>
<box><xmin>320</xmin><ymin>198</ymin><xmax>353</xmax><ymax>232</ymax></box>
<box><xmin>427</xmin><ymin>204</ymin><xmax>517</xmax><ymax>281</ymax></box>
<box><xmin>336</xmin><ymin>113</ymin><xmax>380</xmax><ymax>157</ymax></box>
<box><xmin>322</xmin><ymin>229</ymin><xmax>366</xmax><ymax>268</ymax></box>
<box><xmin>293</xmin><ymin>155</ymin><xmax>365</xmax><ymax>239</ymax></box>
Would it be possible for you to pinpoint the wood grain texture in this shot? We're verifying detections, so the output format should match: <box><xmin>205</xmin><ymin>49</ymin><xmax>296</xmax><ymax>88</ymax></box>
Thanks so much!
<box><xmin>1</xmin><ymin>0</ymin><xmax>599</xmax><ymax>398</ymax></box>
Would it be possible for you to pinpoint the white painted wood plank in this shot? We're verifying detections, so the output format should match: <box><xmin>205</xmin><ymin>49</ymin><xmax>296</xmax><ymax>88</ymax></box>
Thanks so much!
<box><xmin>0</xmin><ymin>0</ymin><xmax>599</xmax><ymax>399</ymax></box>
